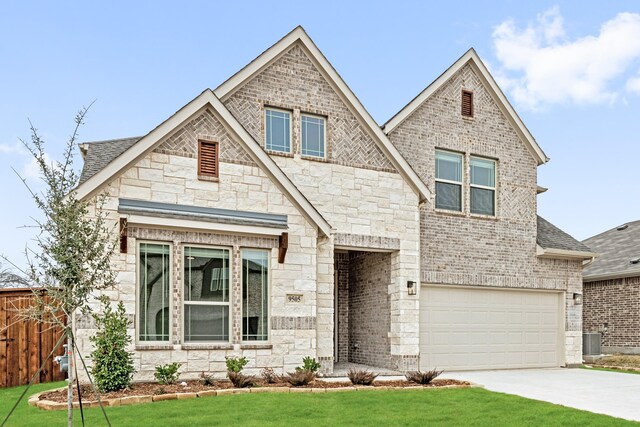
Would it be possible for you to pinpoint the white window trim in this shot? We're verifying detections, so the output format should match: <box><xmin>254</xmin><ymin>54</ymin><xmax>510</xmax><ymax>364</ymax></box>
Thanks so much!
<box><xmin>469</xmin><ymin>156</ymin><xmax>497</xmax><ymax>217</ymax></box>
<box><xmin>264</xmin><ymin>107</ymin><xmax>293</xmax><ymax>154</ymax></box>
<box><xmin>182</xmin><ymin>244</ymin><xmax>233</xmax><ymax>344</ymax></box>
<box><xmin>240</xmin><ymin>248</ymin><xmax>272</xmax><ymax>343</ymax></box>
<box><xmin>300</xmin><ymin>113</ymin><xmax>327</xmax><ymax>159</ymax></box>
<box><xmin>136</xmin><ymin>240</ymin><xmax>173</xmax><ymax>346</ymax></box>
<box><xmin>435</xmin><ymin>149</ymin><xmax>464</xmax><ymax>212</ymax></box>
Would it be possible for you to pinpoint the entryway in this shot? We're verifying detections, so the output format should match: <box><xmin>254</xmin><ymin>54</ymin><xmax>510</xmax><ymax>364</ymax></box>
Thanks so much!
<box><xmin>333</xmin><ymin>250</ymin><xmax>394</xmax><ymax>371</ymax></box>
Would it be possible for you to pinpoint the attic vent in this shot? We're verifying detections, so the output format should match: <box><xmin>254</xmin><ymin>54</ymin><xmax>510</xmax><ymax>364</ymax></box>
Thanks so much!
<box><xmin>631</xmin><ymin>258</ymin><xmax>640</xmax><ymax>265</ymax></box>
<box><xmin>617</xmin><ymin>224</ymin><xmax>629</xmax><ymax>231</ymax></box>
<box><xmin>461</xmin><ymin>90</ymin><xmax>474</xmax><ymax>117</ymax></box>
<box><xmin>198</xmin><ymin>140</ymin><xmax>219</xmax><ymax>178</ymax></box>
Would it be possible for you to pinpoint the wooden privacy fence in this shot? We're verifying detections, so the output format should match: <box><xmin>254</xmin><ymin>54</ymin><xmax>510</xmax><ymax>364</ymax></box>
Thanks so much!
<box><xmin>0</xmin><ymin>288</ymin><xmax>66</xmax><ymax>388</ymax></box>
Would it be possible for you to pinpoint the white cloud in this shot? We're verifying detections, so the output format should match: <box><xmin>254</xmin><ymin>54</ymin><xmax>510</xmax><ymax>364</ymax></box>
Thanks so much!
<box><xmin>492</xmin><ymin>8</ymin><xmax>640</xmax><ymax>109</ymax></box>
<box><xmin>0</xmin><ymin>142</ymin><xmax>25</xmax><ymax>154</ymax></box>
<box><xmin>21</xmin><ymin>153</ymin><xmax>54</xmax><ymax>180</ymax></box>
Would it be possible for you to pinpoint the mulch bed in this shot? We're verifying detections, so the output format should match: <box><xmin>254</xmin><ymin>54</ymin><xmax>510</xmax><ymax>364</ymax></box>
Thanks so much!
<box><xmin>40</xmin><ymin>378</ymin><xmax>469</xmax><ymax>404</ymax></box>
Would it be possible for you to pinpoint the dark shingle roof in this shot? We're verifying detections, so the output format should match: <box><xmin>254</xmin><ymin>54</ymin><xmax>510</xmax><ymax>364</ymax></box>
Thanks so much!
<box><xmin>582</xmin><ymin>220</ymin><xmax>640</xmax><ymax>280</ymax></box>
<box><xmin>79</xmin><ymin>137</ymin><xmax>141</xmax><ymax>184</ymax></box>
<box><xmin>537</xmin><ymin>216</ymin><xmax>592</xmax><ymax>253</ymax></box>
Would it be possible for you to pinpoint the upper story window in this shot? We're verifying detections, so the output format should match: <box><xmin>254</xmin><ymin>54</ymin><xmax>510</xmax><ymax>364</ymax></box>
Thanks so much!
<box><xmin>470</xmin><ymin>156</ymin><xmax>496</xmax><ymax>216</ymax></box>
<box><xmin>198</xmin><ymin>140</ymin><xmax>219</xmax><ymax>178</ymax></box>
<box><xmin>462</xmin><ymin>90</ymin><xmax>473</xmax><ymax>117</ymax></box>
<box><xmin>183</xmin><ymin>246</ymin><xmax>230</xmax><ymax>342</ymax></box>
<box><xmin>138</xmin><ymin>242</ymin><xmax>171</xmax><ymax>343</ymax></box>
<box><xmin>265</xmin><ymin>108</ymin><xmax>291</xmax><ymax>153</ymax></box>
<box><xmin>301</xmin><ymin>114</ymin><xmax>326</xmax><ymax>158</ymax></box>
<box><xmin>435</xmin><ymin>150</ymin><xmax>463</xmax><ymax>212</ymax></box>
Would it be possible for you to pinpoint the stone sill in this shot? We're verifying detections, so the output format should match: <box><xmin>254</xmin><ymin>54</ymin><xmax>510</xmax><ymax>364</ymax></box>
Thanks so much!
<box><xmin>265</xmin><ymin>149</ymin><xmax>294</xmax><ymax>158</ymax></box>
<box><xmin>433</xmin><ymin>208</ymin><xmax>466</xmax><ymax>218</ymax></box>
<box><xmin>135</xmin><ymin>345</ymin><xmax>174</xmax><ymax>351</ymax></box>
<box><xmin>240</xmin><ymin>344</ymin><xmax>273</xmax><ymax>350</ymax></box>
<box><xmin>182</xmin><ymin>344</ymin><xmax>234</xmax><ymax>351</ymax></box>
<box><xmin>197</xmin><ymin>175</ymin><xmax>219</xmax><ymax>182</ymax></box>
<box><xmin>469</xmin><ymin>213</ymin><xmax>498</xmax><ymax>221</ymax></box>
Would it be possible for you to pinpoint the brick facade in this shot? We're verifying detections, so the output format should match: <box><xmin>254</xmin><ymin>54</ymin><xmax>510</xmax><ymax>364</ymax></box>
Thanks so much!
<box><xmin>584</xmin><ymin>276</ymin><xmax>640</xmax><ymax>352</ymax></box>
<box><xmin>387</xmin><ymin>63</ymin><xmax>584</xmax><ymax>365</ymax></box>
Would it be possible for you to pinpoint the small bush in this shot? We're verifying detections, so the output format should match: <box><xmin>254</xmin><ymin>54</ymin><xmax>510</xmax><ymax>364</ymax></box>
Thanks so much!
<box><xmin>296</xmin><ymin>356</ymin><xmax>321</xmax><ymax>373</ymax></box>
<box><xmin>286</xmin><ymin>370</ymin><xmax>315</xmax><ymax>387</ymax></box>
<box><xmin>199</xmin><ymin>371</ymin><xmax>215</xmax><ymax>386</ymax></box>
<box><xmin>261</xmin><ymin>367</ymin><xmax>280</xmax><ymax>384</ymax></box>
<box><xmin>228</xmin><ymin>371</ymin><xmax>256</xmax><ymax>388</ymax></box>
<box><xmin>90</xmin><ymin>299</ymin><xmax>136</xmax><ymax>392</ymax></box>
<box><xmin>347</xmin><ymin>368</ymin><xmax>378</xmax><ymax>385</ymax></box>
<box><xmin>154</xmin><ymin>387</ymin><xmax>167</xmax><ymax>395</ymax></box>
<box><xmin>154</xmin><ymin>362</ymin><xmax>181</xmax><ymax>385</ymax></box>
<box><xmin>225</xmin><ymin>356</ymin><xmax>248</xmax><ymax>373</ymax></box>
<box><xmin>405</xmin><ymin>369</ymin><xmax>443</xmax><ymax>385</ymax></box>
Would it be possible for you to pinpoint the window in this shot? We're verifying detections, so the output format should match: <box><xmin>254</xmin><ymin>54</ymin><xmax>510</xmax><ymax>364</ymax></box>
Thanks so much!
<box><xmin>183</xmin><ymin>247</ymin><xmax>230</xmax><ymax>342</ymax></box>
<box><xmin>435</xmin><ymin>150</ymin><xmax>463</xmax><ymax>211</ymax></box>
<box><xmin>265</xmin><ymin>108</ymin><xmax>291</xmax><ymax>153</ymax></box>
<box><xmin>470</xmin><ymin>157</ymin><xmax>496</xmax><ymax>216</ymax></box>
<box><xmin>242</xmin><ymin>249</ymin><xmax>269</xmax><ymax>341</ymax></box>
<box><xmin>198</xmin><ymin>140</ymin><xmax>219</xmax><ymax>178</ymax></box>
<box><xmin>138</xmin><ymin>243</ymin><xmax>171</xmax><ymax>342</ymax></box>
<box><xmin>462</xmin><ymin>90</ymin><xmax>473</xmax><ymax>117</ymax></box>
<box><xmin>301</xmin><ymin>114</ymin><xmax>326</xmax><ymax>158</ymax></box>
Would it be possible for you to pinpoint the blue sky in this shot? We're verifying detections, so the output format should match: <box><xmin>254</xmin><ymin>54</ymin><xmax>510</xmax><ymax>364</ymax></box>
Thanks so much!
<box><xmin>1</xmin><ymin>1</ymin><xmax>639</xmax><ymax>269</ymax></box>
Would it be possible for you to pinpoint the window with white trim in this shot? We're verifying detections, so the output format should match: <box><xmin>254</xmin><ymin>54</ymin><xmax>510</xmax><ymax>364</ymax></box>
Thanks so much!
<box><xmin>265</xmin><ymin>108</ymin><xmax>291</xmax><ymax>153</ymax></box>
<box><xmin>435</xmin><ymin>150</ymin><xmax>463</xmax><ymax>211</ymax></box>
<box><xmin>183</xmin><ymin>246</ymin><xmax>230</xmax><ymax>342</ymax></box>
<box><xmin>470</xmin><ymin>156</ymin><xmax>496</xmax><ymax>216</ymax></box>
<box><xmin>301</xmin><ymin>114</ymin><xmax>326</xmax><ymax>158</ymax></box>
<box><xmin>138</xmin><ymin>243</ymin><xmax>171</xmax><ymax>342</ymax></box>
<box><xmin>242</xmin><ymin>249</ymin><xmax>269</xmax><ymax>341</ymax></box>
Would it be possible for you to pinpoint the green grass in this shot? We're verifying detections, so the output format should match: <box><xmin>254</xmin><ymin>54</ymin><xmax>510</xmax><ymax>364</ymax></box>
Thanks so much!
<box><xmin>0</xmin><ymin>381</ymin><xmax>635</xmax><ymax>426</ymax></box>
<box><xmin>582</xmin><ymin>365</ymin><xmax>640</xmax><ymax>375</ymax></box>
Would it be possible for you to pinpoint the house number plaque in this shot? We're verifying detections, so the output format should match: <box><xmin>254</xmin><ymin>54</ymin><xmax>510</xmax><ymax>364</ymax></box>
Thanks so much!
<box><xmin>287</xmin><ymin>294</ymin><xmax>303</xmax><ymax>303</ymax></box>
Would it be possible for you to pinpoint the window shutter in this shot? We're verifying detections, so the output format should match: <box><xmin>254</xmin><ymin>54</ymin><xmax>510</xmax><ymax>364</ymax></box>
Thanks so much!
<box><xmin>198</xmin><ymin>140</ymin><xmax>219</xmax><ymax>178</ymax></box>
<box><xmin>462</xmin><ymin>90</ymin><xmax>473</xmax><ymax>117</ymax></box>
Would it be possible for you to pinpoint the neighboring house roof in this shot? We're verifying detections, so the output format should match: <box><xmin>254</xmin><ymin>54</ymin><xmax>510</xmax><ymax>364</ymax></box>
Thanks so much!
<box><xmin>74</xmin><ymin>89</ymin><xmax>333</xmax><ymax>237</ymax></box>
<box><xmin>382</xmin><ymin>48</ymin><xmax>549</xmax><ymax>166</ymax></box>
<box><xmin>79</xmin><ymin>137</ymin><xmax>141</xmax><ymax>184</ymax></box>
<box><xmin>582</xmin><ymin>220</ymin><xmax>640</xmax><ymax>281</ymax></box>
<box><xmin>214</xmin><ymin>26</ymin><xmax>431</xmax><ymax>202</ymax></box>
<box><xmin>536</xmin><ymin>216</ymin><xmax>596</xmax><ymax>260</ymax></box>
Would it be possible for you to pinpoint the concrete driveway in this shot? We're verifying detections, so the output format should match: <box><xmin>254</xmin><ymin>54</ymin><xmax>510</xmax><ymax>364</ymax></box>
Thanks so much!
<box><xmin>445</xmin><ymin>368</ymin><xmax>640</xmax><ymax>422</ymax></box>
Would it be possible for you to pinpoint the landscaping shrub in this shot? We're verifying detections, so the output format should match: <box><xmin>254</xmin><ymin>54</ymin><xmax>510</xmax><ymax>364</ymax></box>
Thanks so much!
<box><xmin>347</xmin><ymin>368</ymin><xmax>378</xmax><ymax>386</ymax></box>
<box><xmin>225</xmin><ymin>356</ymin><xmax>248</xmax><ymax>373</ymax></box>
<box><xmin>228</xmin><ymin>371</ymin><xmax>256</xmax><ymax>388</ymax></box>
<box><xmin>286</xmin><ymin>370</ymin><xmax>315</xmax><ymax>387</ymax></box>
<box><xmin>154</xmin><ymin>363</ymin><xmax>182</xmax><ymax>385</ymax></box>
<box><xmin>199</xmin><ymin>372</ymin><xmax>215</xmax><ymax>386</ymax></box>
<box><xmin>261</xmin><ymin>367</ymin><xmax>280</xmax><ymax>384</ymax></box>
<box><xmin>405</xmin><ymin>369</ymin><xmax>443</xmax><ymax>385</ymax></box>
<box><xmin>90</xmin><ymin>299</ymin><xmax>136</xmax><ymax>392</ymax></box>
<box><xmin>296</xmin><ymin>356</ymin><xmax>321</xmax><ymax>374</ymax></box>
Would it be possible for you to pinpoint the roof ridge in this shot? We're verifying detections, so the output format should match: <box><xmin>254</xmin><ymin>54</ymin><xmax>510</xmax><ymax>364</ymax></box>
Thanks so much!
<box><xmin>82</xmin><ymin>136</ymin><xmax>143</xmax><ymax>145</ymax></box>
<box><xmin>582</xmin><ymin>219</ymin><xmax>640</xmax><ymax>243</ymax></box>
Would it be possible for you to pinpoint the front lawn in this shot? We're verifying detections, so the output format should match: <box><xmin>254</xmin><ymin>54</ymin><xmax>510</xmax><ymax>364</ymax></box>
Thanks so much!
<box><xmin>1</xmin><ymin>381</ymin><xmax>634</xmax><ymax>426</ymax></box>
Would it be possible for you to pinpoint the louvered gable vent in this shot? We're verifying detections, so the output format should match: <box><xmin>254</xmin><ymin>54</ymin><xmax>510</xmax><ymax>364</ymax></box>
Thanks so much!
<box><xmin>198</xmin><ymin>140</ymin><xmax>219</xmax><ymax>178</ymax></box>
<box><xmin>461</xmin><ymin>90</ymin><xmax>473</xmax><ymax>117</ymax></box>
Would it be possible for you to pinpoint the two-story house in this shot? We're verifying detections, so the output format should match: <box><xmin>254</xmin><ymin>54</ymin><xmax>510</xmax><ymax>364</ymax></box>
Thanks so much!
<box><xmin>74</xmin><ymin>27</ymin><xmax>594</xmax><ymax>379</ymax></box>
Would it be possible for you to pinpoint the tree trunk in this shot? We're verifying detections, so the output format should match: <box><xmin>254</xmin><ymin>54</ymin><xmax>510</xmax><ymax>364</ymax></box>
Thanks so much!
<box><xmin>67</xmin><ymin>326</ymin><xmax>73</xmax><ymax>427</ymax></box>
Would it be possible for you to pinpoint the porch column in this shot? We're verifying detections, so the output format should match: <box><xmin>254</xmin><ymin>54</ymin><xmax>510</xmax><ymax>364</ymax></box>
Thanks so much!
<box><xmin>315</xmin><ymin>234</ymin><xmax>334</xmax><ymax>373</ymax></box>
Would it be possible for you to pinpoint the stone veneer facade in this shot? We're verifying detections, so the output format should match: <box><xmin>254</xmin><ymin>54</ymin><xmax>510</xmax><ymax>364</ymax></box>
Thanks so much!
<box><xmin>387</xmin><ymin>63</ymin><xmax>584</xmax><ymax>365</ymax></box>
<box><xmin>583</xmin><ymin>276</ymin><xmax>640</xmax><ymax>353</ymax></box>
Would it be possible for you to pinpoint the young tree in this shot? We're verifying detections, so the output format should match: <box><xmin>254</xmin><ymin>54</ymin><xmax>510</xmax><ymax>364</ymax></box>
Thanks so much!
<box><xmin>13</xmin><ymin>106</ymin><xmax>118</xmax><ymax>426</ymax></box>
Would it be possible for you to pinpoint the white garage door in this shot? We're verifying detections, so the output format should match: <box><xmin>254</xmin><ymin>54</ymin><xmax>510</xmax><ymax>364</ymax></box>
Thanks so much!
<box><xmin>420</xmin><ymin>286</ymin><xmax>563</xmax><ymax>371</ymax></box>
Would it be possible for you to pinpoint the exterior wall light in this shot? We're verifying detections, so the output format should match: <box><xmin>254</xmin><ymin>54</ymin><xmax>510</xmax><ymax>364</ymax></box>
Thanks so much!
<box><xmin>573</xmin><ymin>293</ymin><xmax>582</xmax><ymax>305</ymax></box>
<box><xmin>407</xmin><ymin>281</ymin><xmax>417</xmax><ymax>296</ymax></box>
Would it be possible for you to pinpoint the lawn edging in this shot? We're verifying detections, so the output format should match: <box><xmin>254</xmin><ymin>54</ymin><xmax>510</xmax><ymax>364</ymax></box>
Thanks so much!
<box><xmin>29</xmin><ymin>382</ymin><xmax>482</xmax><ymax>411</ymax></box>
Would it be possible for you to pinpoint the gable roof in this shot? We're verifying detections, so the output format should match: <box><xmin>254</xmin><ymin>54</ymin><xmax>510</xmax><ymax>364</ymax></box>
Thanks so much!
<box><xmin>382</xmin><ymin>48</ymin><xmax>549</xmax><ymax>166</ymax></box>
<box><xmin>74</xmin><ymin>89</ymin><xmax>332</xmax><ymax>237</ymax></box>
<box><xmin>582</xmin><ymin>220</ymin><xmax>640</xmax><ymax>281</ymax></box>
<box><xmin>214</xmin><ymin>26</ymin><xmax>431</xmax><ymax>202</ymax></box>
<box><xmin>79</xmin><ymin>136</ymin><xmax>141</xmax><ymax>184</ymax></box>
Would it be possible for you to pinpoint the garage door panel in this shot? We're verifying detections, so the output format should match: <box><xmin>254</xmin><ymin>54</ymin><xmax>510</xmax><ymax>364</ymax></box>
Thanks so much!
<box><xmin>420</xmin><ymin>286</ymin><xmax>562</xmax><ymax>371</ymax></box>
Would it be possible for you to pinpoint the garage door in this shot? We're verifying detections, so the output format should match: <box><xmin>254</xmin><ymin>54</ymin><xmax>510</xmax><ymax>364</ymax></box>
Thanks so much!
<box><xmin>419</xmin><ymin>286</ymin><xmax>563</xmax><ymax>371</ymax></box>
